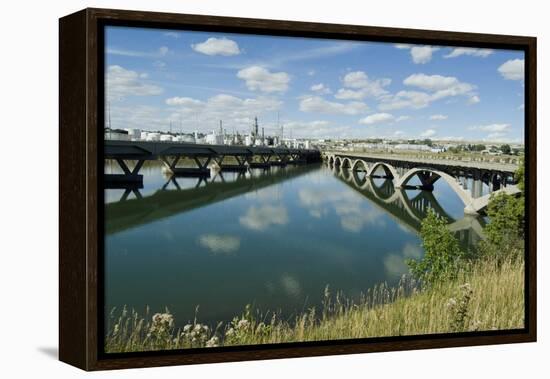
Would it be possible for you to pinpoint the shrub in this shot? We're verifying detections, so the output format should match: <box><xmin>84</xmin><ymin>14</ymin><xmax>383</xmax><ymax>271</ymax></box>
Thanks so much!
<box><xmin>407</xmin><ymin>209</ymin><xmax>464</xmax><ymax>286</ymax></box>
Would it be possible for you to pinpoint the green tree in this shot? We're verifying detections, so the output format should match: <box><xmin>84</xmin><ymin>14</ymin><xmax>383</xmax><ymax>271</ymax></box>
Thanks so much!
<box><xmin>479</xmin><ymin>162</ymin><xmax>525</xmax><ymax>261</ymax></box>
<box><xmin>407</xmin><ymin>209</ymin><xmax>464</xmax><ymax>286</ymax></box>
<box><xmin>500</xmin><ymin>144</ymin><xmax>512</xmax><ymax>155</ymax></box>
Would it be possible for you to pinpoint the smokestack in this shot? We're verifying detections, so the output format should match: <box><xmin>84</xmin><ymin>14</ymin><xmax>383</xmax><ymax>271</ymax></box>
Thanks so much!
<box><xmin>254</xmin><ymin>117</ymin><xmax>259</xmax><ymax>137</ymax></box>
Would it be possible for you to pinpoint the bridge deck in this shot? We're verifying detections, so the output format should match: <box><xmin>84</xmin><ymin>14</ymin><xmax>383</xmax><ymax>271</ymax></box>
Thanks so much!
<box><xmin>329</xmin><ymin>152</ymin><xmax>518</xmax><ymax>173</ymax></box>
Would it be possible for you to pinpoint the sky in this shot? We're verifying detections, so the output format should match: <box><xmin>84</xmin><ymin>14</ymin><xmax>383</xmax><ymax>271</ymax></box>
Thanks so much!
<box><xmin>105</xmin><ymin>26</ymin><xmax>525</xmax><ymax>143</ymax></box>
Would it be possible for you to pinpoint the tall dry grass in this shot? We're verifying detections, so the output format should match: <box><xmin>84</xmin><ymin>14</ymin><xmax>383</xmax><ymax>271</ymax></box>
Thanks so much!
<box><xmin>105</xmin><ymin>257</ymin><xmax>524</xmax><ymax>353</ymax></box>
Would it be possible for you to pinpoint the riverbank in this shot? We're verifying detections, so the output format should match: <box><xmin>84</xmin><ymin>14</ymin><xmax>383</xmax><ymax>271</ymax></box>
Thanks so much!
<box><xmin>105</xmin><ymin>256</ymin><xmax>523</xmax><ymax>353</ymax></box>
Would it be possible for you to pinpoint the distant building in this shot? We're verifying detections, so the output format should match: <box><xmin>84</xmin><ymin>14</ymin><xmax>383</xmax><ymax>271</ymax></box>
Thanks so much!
<box><xmin>205</xmin><ymin>130</ymin><xmax>224</xmax><ymax>145</ymax></box>
<box><xmin>105</xmin><ymin>128</ymin><xmax>129</xmax><ymax>141</ymax></box>
<box><xmin>124</xmin><ymin>128</ymin><xmax>141</xmax><ymax>141</ymax></box>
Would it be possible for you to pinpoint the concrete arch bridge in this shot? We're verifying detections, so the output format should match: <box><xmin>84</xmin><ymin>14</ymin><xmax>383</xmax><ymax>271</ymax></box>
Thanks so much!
<box><xmin>324</xmin><ymin>152</ymin><xmax>521</xmax><ymax>215</ymax></box>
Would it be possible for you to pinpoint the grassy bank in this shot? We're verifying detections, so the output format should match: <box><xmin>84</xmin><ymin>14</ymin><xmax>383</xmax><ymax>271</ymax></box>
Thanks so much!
<box><xmin>105</xmin><ymin>256</ymin><xmax>523</xmax><ymax>353</ymax></box>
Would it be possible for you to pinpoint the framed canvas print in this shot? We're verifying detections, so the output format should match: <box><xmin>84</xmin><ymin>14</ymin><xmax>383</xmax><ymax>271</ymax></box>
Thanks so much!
<box><xmin>59</xmin><ymin>8</ymin><xmax>536</xmax><ymax>371</ymax></box>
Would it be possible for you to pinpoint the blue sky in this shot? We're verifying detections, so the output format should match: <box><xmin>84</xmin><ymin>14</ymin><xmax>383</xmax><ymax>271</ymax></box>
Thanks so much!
<box><xmin>105</xmin><ymin>26</ymin><xmax>525</xmax><ymax>143</ymax></box>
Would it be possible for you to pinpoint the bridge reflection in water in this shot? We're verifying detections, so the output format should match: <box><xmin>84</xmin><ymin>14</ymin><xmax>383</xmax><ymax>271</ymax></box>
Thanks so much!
<box><xmin>105</xmin><ymin>164</ymin><xmax>318</xmax><ymax>236</ymax></box>
<box><xmin>106</xmin><ymin>161</ymin><xmax>485</xmax><ymax>254</ymax></box>
<box><xmin>329</xmin><ymin>163</ymin><xmax>486</xmax><ymax>252</ymax></box>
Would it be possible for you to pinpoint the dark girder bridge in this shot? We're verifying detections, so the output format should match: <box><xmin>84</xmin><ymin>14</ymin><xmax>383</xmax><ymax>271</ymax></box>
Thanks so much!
<box><xmin>104</xmin><ymin>140</ymin><xmax>321</xmax><ymax>182</ymax></box>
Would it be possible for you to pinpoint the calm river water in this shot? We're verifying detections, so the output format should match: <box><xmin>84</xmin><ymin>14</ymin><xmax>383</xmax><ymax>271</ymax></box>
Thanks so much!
<box><xmin>104</xmin><ymin>162</ymin><xmax>483</xmax><ymax>328</ymax></box>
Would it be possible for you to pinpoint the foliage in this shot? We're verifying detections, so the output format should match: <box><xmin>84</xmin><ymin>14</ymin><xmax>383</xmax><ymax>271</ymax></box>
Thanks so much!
<box><xmin>480</xmin><ymin>192</ymin><xmax>524</xmax><ymax>262</ymax></box>
<box><xmin>407</xmin><ymin>209</ymin><xmax>464</xmax><ymax>286</ymax></box>
<box><xmin>500</xmin><ymin>144</ymin><xmax>512</xmax><ymax>155</ymax></box>
<box><xmin>479</xmin><ymin>162</ymin><xmax>525</xmax><ymax>262</ymax></box>
<box><xmin>515</xmin><ymin>158</ymin><xmax>525</xmax><ymax>191</ymax></box>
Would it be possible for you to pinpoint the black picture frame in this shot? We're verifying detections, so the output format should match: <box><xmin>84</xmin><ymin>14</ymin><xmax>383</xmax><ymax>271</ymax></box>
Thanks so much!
<box><xmin>59</xmin><ymin>7</ymin><xmax>537</xmax><ymax>371</ymax></box>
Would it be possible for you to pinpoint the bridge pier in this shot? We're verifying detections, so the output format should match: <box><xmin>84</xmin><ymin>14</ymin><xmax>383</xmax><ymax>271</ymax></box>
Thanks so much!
<box><xmin>270</xmin><ymin>154</ymin><xmax>289</xmax><ymax>166</ymax></box>
<box><xmin>105</xmin><ymin>158</ymin><xmax>145</xmax><ymax>184</ymax></box>
<box><xmin>161</xmin><ymin>155</ymin><xmax>211</xmax><ymax>177</ymax></box>
<box><xmin>248</xmin><ymin>154</ymin><xmax>272</xmax><ymax>169</ymax></box>
<box><xmin>215</xmin><ymin>154</ymin><xmax>251</xmax><ymax>171</ymax></box>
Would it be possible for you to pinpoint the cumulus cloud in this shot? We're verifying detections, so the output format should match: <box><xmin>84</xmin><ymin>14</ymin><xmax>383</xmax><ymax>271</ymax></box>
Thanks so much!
<box><xmin>310</xmin><ymin>83</ymin><xmax>331</xmax><ymax>94</ymax></box>
<box><xmin>444</xmin><ymin>47</ymin><xmax>493</xmax><ymax>58</ymax></box>
<box><xmin>191</xmin><ymin>37</ymin><xmax>241</xmax><ymax>56</ymax></box>
<box><xmin>299</xmin><ymin>96</ymin><xmax>368</xmax><ymax>115</ymax></box>
<box><xmin>429</xmin><ymin>114</ymin><xmax>448</xmax><ymax>120</ymax></box>
<box><xmin>239</xmin><ymin>205</ymin><xmax>289</xmax><ymax>231</ymax></box>
<box><xmin>335</xmin><ymin>71</ymin><xmax>391</xmax><ymax>100</ymax></box>
<box><xmin>106</xmin><ymin>65</ymin><xmax>163</xmax><ymax>101</ymax></box>
<box><xmin>468</xmin><ymin>95</ymin><xmax>481</xmax><ymax>104</ymax></box>
<box><xmin>164</xmin><ymin>93</ymin><xmax>281</xmax><ymax>131</ymax></box>
<box><xmin>379</xmin><ymin>73</ymin><xmax>478</xmax><ymax>110</ymax></box>
<box><xmin>237</xmin><ymin>66</ymin><xmax>290</xmax><ymax>92</ymax></box>
<box><xmin>395</xmin><ymin>44</ymin><xmax>439</xmax><ymax>64</ymax></box>
<box><xmin>469</xmin><ymin>123</ymin><xmax>511</xmax><ymax>132</ymax></box>
<box><xmin>420</xmin><ymin>129</ymin><xmax>436</xmax><ymax>137</ymax></box>
<box><xmin>283</xmin><ymin>120</ymin><xmax>353</xmax><ymax>139</ymax></box>
<box><xmin>359</xmin><ymin>112</ymin><xmax>395</xmax><ymax>125</ymax></box>
<box><xmin>498</xmin><ymin>59</ymin><xmax>524</xmax><ymax>80</ymax></box>
<box><xmin>198</xmin><ymin>234</ymin><xmax>240</xmax><ymax>254</ymax></box>
<box><xmin>404</xmin><ymin>73</ymin><xmax>464</xmax><ymax>91</ymax></box>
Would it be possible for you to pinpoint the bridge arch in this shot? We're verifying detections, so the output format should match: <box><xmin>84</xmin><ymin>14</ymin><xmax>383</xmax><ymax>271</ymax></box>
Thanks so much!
<box><xmin>395</xmin><ymin>168</ymin><xmax>474</xmax><ymax>210</ymax></box>
<box><xmin>341</xmin><ymin>157</ymin><xmax>352</xmax><ymax>168</ymax></box>
<box><xmin>368</xmin><ymin>162</ymin><xmax>399</xmax><ymax>179</ymax></box>
<box><xmin>334</xmin><ymin>156</ymin><xmax>342</xmax><ymax>167</ymax></box>
<box><xmin>328</xmin><ymin>155</ymin><xmax>335</xmax><ymax>165</ymax></box>
<box><xmin>351</xmin><ymin>159</ymin><xmax>369</xmax><ymax>172</ymax></box>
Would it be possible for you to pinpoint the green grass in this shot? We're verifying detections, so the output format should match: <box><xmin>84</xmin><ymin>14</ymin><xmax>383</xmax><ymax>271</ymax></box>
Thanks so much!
<box><xmin>105</xmin><ymin>256</ymin><xmax>524</xmax><ymax>353</ymax></box>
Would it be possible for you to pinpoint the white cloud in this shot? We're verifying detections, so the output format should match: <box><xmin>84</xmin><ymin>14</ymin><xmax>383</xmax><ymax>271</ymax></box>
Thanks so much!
<box><xmin>239</xmin><ymin>205</ymin><xmax>288</xmax><ymax>231</ymax></box>
<box><xmin>486</xmin><ymin>132</ymin><xmax>507</xmax><ymax>141</ymax></box>
<box><xmin>106</xmin><ymin>65</ymin><xmax>163</xmax><ymax>101</ymax></box>
<box><xmin>191</xmin><ymin>37</ymin><xmax>241</xmax><ymax>56</ymax></box>
<box><xmin>164</xmin><ymin>32</ymin><xmax>180</xmax><ymax>38</ymax></box>
<box><xmin>498</xmin><ymin>59</ymin><xmax>524</xmax><ymax>80</ymax></box>
<box><xmin>396</xmin><ymin>115</ymin><xmax>410</xmax><ymax>122</ymax></box>
<box><xmin>165</xmin><ymin>96</ymin><xmax>203</xmax><ymax>107</ymax></box>
<box><xmin>359</xmin><ymin>113</ymin><xmax>395</xmax><ymax>125</ymax></box>
<box><xmin>107</xmin><ymin>46</ymin><xmax>170</xmax><ymax>58</ymax></box>
<box><xmin>395</xmin><ymin>44</ymin><xmax>439</xmax><ymax>64</ymax></box>
<box><xmin>378</xmin><ymin>90</ymin><xmax>433</xmax><ymax>111</ymax></box>
<box><xmin>237</xmin><ymin>66</ymin><xmax>290</xmax><ymax>93</ymax></box>
<box><xmin>518</xmin><ymin>103</ymin><xmax>525</xmax><ymax>110</ymax></box>
<box><xmin>283</xmin><ymin>120</ymin><xmax>353</xmax><ymax>139</ymax></box>
<box><xmin>429</xmin><ymin>114</ymin><xmax>448</xmax><ymax>120</ymax></box>
<box><xmin>404</xmin><ymin>73</ymin><xmax>463</xmax><ymax>91</ymax></box>
<box><xmin>379</xmin><ymin>73</ymin><xmax>478</xmax><ymax>110</ymax></box>
<box><xmin>335</xmin><ymin>71</ymin><xmax>391</xmax><ymax>100</ymax></box>
<box><xmin>444</xmin><ymin>48</ymin><xmax>493</xmax><ymax>58</ymax></box>
<box><xmin>299</xmin><ymin>96</ymin><xmax>368</xmax><ymax>115</ymax></box>
<box><xmin>165</xmin><ymin>93</ymin><xmax>281</xmax><ymax>131</ymax></box>
<box><xmin>198</xmin><ymin>234</ymin><xmax>240</xmax><ymax>254</ymax></box>
<box><xmin>307</xmin><ymin>70</ymin><xmax>316</xmax><ymax>76</ymax></box>
<box><xmin>469</xmin><ymin>123</ymin><xmax>511</xmax><ymax>132</ymax></box>
<box><xmin>468</xmin><ymin>95</ymin><xmax>481</xmax><ymax>104</ymax></box>
<box><xmin>420</xmin><ymin>129</ymin><xmax>436</xmax><ymax>137</ymax></box>
<box><xmin>310</xmin><ymin>83</ymin><xmax>331</xmax><ymax>94</ymax></box>
<box><xmin>411</xmin><ymin>46</ymin><xmax>439</xmax><ymax>64</ymax></box>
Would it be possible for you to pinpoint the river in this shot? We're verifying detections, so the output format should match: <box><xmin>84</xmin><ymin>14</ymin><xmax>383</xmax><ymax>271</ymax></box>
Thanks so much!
<box><xmin>104</xmin><ymin>161</ymin><xmax>483</xmax><ymax>329</ymax></box>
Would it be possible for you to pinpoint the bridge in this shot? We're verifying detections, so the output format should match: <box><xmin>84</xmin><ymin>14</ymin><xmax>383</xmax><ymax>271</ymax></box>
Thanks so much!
<box><xmin>330</xmin><ymin>164</ymin><xmax>486</xmax><ymax>250</ymax></box>
<box><xmin>104</xmin><ymin>140</ymin><xmax>321</xmax><ymax>183</ymax></box>
<box><xmin>105</xmin><ymin>163</ymin><xmax>318</xmax><ymax>235</ymax></box>
<box><xmin>324</xmin><ymin>152</ymin><xmax>521</xmax><ymax>215</ymax></box>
